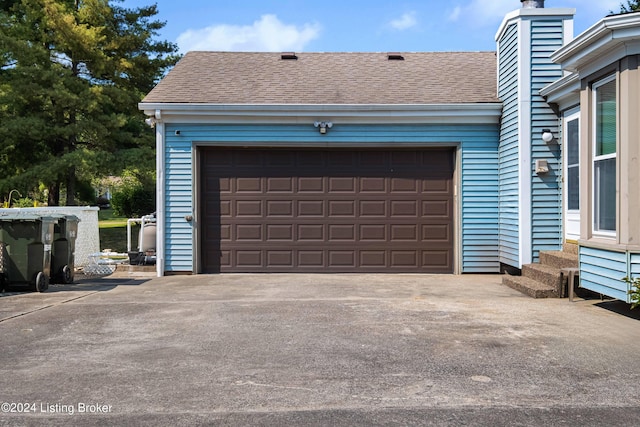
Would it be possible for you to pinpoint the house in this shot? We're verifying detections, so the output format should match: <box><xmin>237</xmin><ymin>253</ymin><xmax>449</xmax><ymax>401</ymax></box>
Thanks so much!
<box><xmin>139</xmin><ymin>1</ymin><xmax>640</xmax><ymax>304</ymax></box>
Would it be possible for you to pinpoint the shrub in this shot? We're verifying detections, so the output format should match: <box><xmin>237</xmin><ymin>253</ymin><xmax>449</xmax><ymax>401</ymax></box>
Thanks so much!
<box><xmin>111</xmin><ymin>184</ymin><xmax>155</xmax><ymax>218</ymax></box>
<box><xmin>622</xmin><ymin>276</ymin><xmax>640</xmax><ymax>309</ymax></box>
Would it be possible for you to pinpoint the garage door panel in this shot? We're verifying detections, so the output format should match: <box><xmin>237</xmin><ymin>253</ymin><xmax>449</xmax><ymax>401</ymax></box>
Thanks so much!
<box><xmin>360</xmin><ymin>177</ymin><xmax>386</xmax><ymax>192</ymax></box>
<box><xmin>298</xmin><ymin>200</ymin><xmax>324</xmax><ymax>216</ymax></box>
<box><xmin>267</xmin><ymin>251</ymin><xmax>293</xmax><ymax>267</ymax></box>
<box><xmin>267</xmin><ymin>224</ymin><xmax>293</xmax><ymax>240</ymax></box>
<box><xmin>390</xmin><ymin>201</ymin><xmax>418</xmax><ymax>217</ymax></box>
<box><xmin>423</xmin><ymin>200</ymin><xmax>452</xmax><ymax>217</ymax></box>
<box><xmin>298</xmin><ymin>177</ymin><xmax>324</xmax><ymax>192</ymax></box>
<box><xmin>328</xmin><ymin>201</ymin><xmax>356</xmax><ymax>217</ymax></box>
<box><xmin>201</xmin><ymin>148</ymin><xmax>454</xmax><ymax>273</ymax></box>
<box><xmin>360</xmin><ymin>200</ymin><xmax>386</xmax><ymax>216</ymax></box>
<box><xmin>267</xmin><ymin>200</ymin><xmax>293</xmax><ymax>216</ymax></box>
<box><xmin>360</xmin><ymin>224</ymin><xmax>386</xmax><ymax>241</ymax></box>
<box><xmin>298</xmin><ymin>251</ymin><xmax>324</xmax><ymax>267</ymax></box>
<box><xmin>236</xmin><ymin>200</ymin><xmax>262</xmax><ymax>217</ymax></box>
<box><xmin>329</xmin><ymin>225</ymin><xmax>356</xmax><ymax>241</ymax></box>
<box><xmin>267</xmin><ymin>177</ymin><xmax>294</xmax><ymax>192</ymax></box>
<box><xmin>236</xmin><ymin>177</ymin><xmax>262</xmax><ymax>192</ymax></box>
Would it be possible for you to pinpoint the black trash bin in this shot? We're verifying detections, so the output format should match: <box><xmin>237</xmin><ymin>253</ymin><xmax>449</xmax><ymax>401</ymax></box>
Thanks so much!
<box><xmin>0</xmin><ymin>213</ymin><xmax>57</xmax><ymax>292</ymax></box>
<box><xmin>50</xmin><ymin>215</ymin><xmax>79</xmax><ymax>284</ymax></box>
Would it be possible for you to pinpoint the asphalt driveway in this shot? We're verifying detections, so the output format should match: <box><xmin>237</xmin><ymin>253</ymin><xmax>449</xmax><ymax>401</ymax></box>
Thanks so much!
<box><xmin>1</xmin><ymin>274</ymin><xmax>640</xmax><ymax>426</ymax></box>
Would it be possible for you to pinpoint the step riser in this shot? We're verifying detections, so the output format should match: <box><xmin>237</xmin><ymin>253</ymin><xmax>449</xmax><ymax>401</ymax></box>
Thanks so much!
<box><xmin>503</xmin><ymin>277</ymin><xmax>557</xmax><ymax>299</ymax></box>
<box><xmin>522</xmin><ymin>265</ymin><xmax>562</xmax><ymax>292</ymax></box>
<box><xmin>539</xmin><ymin>252</ymin><xmax>578</xmax><ymax>270</ymax></box>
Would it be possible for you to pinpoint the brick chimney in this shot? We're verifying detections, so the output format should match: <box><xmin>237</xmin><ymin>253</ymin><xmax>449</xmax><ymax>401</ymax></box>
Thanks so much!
<box><xmin>521</xmin><ymin>0</ymin><xmax>544</xmax><ymax>7</ymax></box>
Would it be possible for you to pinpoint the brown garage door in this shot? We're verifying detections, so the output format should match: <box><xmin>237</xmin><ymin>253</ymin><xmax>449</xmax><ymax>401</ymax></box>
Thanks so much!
<box><xmin>200</xmin><ymin>148</ymin><xmax>454</xmax><ymax>273</ymax></box>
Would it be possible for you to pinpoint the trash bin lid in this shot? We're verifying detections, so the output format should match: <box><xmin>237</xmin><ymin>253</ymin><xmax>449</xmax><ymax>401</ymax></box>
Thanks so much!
<box><xmin>0</xmin><ymin>213</ymin><xmax>42</xmax><ymax>222</ymax></box>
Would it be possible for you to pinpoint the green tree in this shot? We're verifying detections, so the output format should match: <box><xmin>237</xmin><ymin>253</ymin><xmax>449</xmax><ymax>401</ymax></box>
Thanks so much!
<box><xmin>0</xmin><ymin>0</ymin><xmax>179</xmax><ymax>205</ymax></box>
<box><xmin>619</xmin><ymin>1</ymin><xmax>640</xmax><ymax>13</ymax></box>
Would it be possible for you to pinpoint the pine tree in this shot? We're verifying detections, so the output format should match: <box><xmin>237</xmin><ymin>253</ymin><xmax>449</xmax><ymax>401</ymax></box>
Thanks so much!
<box><xmin>0</xmin><ymin>0</ymin><xmax>179</xmax><ymax>205</ymax></box>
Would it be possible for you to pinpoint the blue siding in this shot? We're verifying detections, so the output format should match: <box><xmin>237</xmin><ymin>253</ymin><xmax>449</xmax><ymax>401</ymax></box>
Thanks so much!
<box><xmin>162</xmin><ymin>123</ymin><xmax>500</xmax><ymax>273</ymax></box>
<box><xmin>579</xmin><ymin>246</ymin><xmax>630</xmax><ymax>303</ymax></box>
<box><xmin>529</xmin><ymin>20</ymin><xmax>564</xmax><ymax>261</ymax></box>
<box><xmin>498</xmin><ymin>23</ymin><xmax>520</xmax><ymax>267</ymax></box>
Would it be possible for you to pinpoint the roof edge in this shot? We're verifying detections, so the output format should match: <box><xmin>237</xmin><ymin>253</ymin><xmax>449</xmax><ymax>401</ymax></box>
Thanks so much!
<box><xmin>551</xmin><ymin>12</ymin><xmax>640</xmax><ymax>70</ymax></box>
<box><xmin>139</xmin><ymin>103</ymin><xmax>503</xmax><ymax>125</ymax></box>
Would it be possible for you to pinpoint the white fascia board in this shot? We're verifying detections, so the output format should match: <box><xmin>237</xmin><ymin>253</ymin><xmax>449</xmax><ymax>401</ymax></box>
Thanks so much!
<box><xmin>495</xmin><ymin>8</ymin><xmax>576</xmax><ymax>43</ymax></box>
<box><xmin>540</xmin><ymin>73</ymin><xmax>580</xmax><ymax>111</ymax></box>
<box><xmin>551</xmin><ymin>13</ymin><xmax>640</xmax><ymax>71</ymax></box>
<box><xmin>138</xmin><ymin>103</ymin><xmax>503</xmax><ymax>125</ymax></box>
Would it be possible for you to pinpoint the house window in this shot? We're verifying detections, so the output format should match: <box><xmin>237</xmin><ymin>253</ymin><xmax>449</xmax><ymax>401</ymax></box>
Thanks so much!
<box><xmin>566</xmin><ymin>114</ymin><xmax>579</xmax><ymax>211</ymax></box>
<box><xmin>593</xmin><ymin>75</ymin><xmax>617</xmax><ymax>234</ymax></box>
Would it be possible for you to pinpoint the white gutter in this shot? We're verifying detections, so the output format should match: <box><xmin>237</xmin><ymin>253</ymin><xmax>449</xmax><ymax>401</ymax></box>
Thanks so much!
<box><xmin>551</xmin><ymin>13</ymin><xmax>640</xmax><ymax>71</ymax></box>
<box><xmin>138</xmin><ymin>103</ymin><xmax>503</xmax><ymax>125</ymax></box>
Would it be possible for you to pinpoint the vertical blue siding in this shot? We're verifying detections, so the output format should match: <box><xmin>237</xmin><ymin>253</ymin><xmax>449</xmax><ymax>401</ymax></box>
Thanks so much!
<box><xmin>580</xmin><ymin>246</ymin><xmax>631</xmax><ymax>303</ymax></box>
<box><xmin>529</xmin><ymin>20</ymin><xmax>564</xmax><ymax>261</ymax></box>
<box><xmin>498</xmin><ymin>23</ymin><xmax>520</xmax><ymax>267</ymax></box>
<box><xmin>162</xmin><ymin>123</ymin><xmax>500</xmax><ymax>273</ymax></box>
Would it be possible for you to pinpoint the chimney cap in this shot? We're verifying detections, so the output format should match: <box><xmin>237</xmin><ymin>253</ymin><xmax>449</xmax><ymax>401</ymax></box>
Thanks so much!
<box><xmin>521</xmin><ymin>0</ymin><xmax>544</xmax><ymax>8</ymax></box>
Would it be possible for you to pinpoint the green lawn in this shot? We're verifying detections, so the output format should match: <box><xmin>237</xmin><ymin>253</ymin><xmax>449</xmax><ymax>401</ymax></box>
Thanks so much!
<box><xmin>98</xmin><ymin>209</ymin><xmax>139</xmax><ymax>253</ymax></box>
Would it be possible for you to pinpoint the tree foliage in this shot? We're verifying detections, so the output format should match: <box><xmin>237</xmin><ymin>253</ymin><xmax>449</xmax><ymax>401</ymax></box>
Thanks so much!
<box><xmin>618</xmin><ymin>1</ymin><xmax>640</xmax><ymax>13</ymax></box>
<box><xmin>0</xmin><ymin>0</ymin><xmax>179</xmax><ymax>205</ymax></box>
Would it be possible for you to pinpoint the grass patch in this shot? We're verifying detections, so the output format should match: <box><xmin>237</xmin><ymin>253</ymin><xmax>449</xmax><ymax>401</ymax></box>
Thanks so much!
<box><xmin>98</xmin><ymin>208</ymin><xmax>139</xmax><ymax>253</ymax></box>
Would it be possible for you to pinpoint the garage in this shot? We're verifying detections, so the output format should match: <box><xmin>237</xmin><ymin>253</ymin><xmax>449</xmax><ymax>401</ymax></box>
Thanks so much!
<box><xmin>200</xmin><ymin>147</ymin><xmax>455</xmax><ymax>273</ymax></box>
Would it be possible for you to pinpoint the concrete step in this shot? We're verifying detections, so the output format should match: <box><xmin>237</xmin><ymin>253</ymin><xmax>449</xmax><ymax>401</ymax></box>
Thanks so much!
<box><xmin>539</xmin><ymin>250</ymin><xmax>578</xmax><ymax>270</ymax></box>
<box><xmin>502</xmin><ymin>275</ymin><xmax>558</xmax><ymax>298</ymax></box>
<box><xmin>522</xmin><ymin>263</ymin><xmax>563</xmax><ymax>294</ymax></box>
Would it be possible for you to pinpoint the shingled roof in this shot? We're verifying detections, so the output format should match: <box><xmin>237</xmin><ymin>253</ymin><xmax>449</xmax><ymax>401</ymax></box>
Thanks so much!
<box><xmin>142</xmin><ymin>51</ymin><xmax>499</xmax><ymax>105</ymax></box>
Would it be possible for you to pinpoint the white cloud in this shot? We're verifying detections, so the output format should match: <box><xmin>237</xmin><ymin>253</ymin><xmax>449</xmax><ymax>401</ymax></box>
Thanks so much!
<box><xmin>390</xmin><ymin>12</ymin><xmax>418</xmax><ymax>30</ymax></box>
<box><xmin>448</xmin><ymin>6</ymin><xmax>462</xmax><ymax>22</ymax></box>
<box><xmin>177</xmin><ymin>14</ymin><xmax>321</xmax><ymax>52</ymax></box>
<box><xmin>448</xmin><ymin>0</ymin><xmax>516</xmax><ymax>27</ymax></box>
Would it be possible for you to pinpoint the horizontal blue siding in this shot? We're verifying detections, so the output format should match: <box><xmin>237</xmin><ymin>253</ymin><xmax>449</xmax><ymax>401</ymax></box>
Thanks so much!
<box><xmin>163</xmin><ymin>123</ymin><xmax>500</xmax><ymax>273</ymax></box>
<box><xmin>579</xmin><ymin>246</ymin><xmax>630</xmax><ymax>303</ymax></box>
<box><xmin>529</xmin><ymin>19</ymin><xmax>564</xmax><ymax>262</ymax></box>
<box><xmin>498</xmin><ymin>22</ymin><xmax>520</xmax><ymax>267</ymax></box>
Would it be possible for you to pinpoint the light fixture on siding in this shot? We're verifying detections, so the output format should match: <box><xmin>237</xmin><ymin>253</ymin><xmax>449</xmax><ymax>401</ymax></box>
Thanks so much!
<box><xmin>314</xmin><ymin>121</ymin><xmax>333</xmax><ymax>134</ymax></box>
<box><xmin>541</xmin><ymin>129</ymin><xmax>555</xmax><ymax>143</ymax></box>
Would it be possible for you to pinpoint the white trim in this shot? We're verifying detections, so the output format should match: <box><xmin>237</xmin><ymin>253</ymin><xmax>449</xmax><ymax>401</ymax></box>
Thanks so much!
<box><xmin>540</xmin><ymin>73</ymin><xmax>580</xmax><ymax>111</ymax></box>
<box><xmin>495</xmin><ymin>7</ymin><xmax>576</xmax><ymax>43</ymax></box>
<box><xmin>563</xmin><ymin>108</ymin><xmax>581</xmax><ymax>242</ymax></box>
<box><xmin>139</xmin><ymin>103</ymin><xmax>503</xmax><ymax>125</ymax></box>
<box><xmin>518</xmin><ymin>18</ymin><xmax>533</xmax><ymax>267</ymax></box>
<box><xmin>551</xmin><ymin>13</ymin><xmax>640</xmax><ymax>72</ymax></box>
<box><xmin>591</xmin><ymin>74</ymin><xmax>617</xmax><ymax>237</ymax></box>
<box><xmin>155</xmin><ymin>121</ymin><xmax>165</xmax><ymax>277</ymax></box>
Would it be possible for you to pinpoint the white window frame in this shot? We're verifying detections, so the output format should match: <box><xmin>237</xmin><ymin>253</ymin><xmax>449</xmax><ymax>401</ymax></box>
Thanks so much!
<box><xmin>564</xmin><ymin>107</ymin><xmax>580</xmax><ymax>213</ymax></box>
<box><xmin>591</xmin><ymin>74</ymin><xmax>617</xmax><ymax>238</ymax></box>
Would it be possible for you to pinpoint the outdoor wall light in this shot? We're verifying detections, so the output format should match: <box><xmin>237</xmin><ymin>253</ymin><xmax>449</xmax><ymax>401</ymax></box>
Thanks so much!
<box><xmin>314</xmin><ymin>121</ymin><xmax>333</xmax><ymax>134</ymax></box>
<box><xmin>144</xmin><ymin>117</ymin><xmax>156</xmax><ymax>128</ymax></box>
<box><xmin>541</xmin><ymin>129</ymin><xmax>555</xmax><ymax>143</ymax></box>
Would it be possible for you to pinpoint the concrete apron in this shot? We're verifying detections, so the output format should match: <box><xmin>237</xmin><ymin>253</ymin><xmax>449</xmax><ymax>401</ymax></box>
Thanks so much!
<box><xmin>1</xmin><ymin>274</ymin><xmax>640</xmax><ymax>425</ymax></box>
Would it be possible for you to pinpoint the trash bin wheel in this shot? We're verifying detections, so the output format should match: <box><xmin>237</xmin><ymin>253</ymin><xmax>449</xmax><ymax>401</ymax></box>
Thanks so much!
<box><xmin>61</xmin><ymin>265</ymin><xmax>73</xmax><ymax>284</ymax></box>
<box><xmin>34</xmin><ymin>272</ymin><xmax>48</xmax><ymax>293</ymax></box>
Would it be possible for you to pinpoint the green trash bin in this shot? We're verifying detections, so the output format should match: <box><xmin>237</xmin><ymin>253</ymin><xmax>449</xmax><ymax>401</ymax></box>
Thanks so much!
<box><xmin>0</xmin><ymin>213</ymin><xmax>57</xmax><ymax>292</ymax></box>
<box><xmin>50</xmin><ymin>215</ymin><xmax>79</xmax><ymax>284</ymax></box>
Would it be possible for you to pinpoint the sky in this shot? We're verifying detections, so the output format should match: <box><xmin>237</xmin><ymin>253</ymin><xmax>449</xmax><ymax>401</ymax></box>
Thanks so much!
<box><xmin>121</xmin><ymin>0</ymin><xmax>623</xmax><ymax>53</ymax></box>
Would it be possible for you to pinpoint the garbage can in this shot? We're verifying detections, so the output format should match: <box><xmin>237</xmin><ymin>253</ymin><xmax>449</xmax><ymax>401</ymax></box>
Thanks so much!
<box><xmin>0</xmin><ymin>214</ymin><xmax>57</xmax><ymax>292</ymax></box>
<box><xmin>50</xmin><ymin>215</ymin><xmax>79</xmax><ymax>284</ymax></box>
